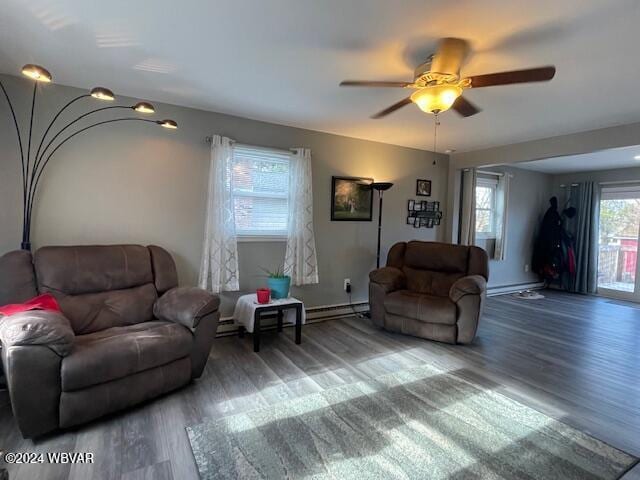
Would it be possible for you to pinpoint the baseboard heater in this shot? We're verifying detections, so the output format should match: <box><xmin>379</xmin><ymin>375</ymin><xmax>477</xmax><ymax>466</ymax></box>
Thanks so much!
<box><xmin>487</xmin><ymin>282</ymin><xmax>545</xmax><ymax>297</ymax></box>
<box><xmin>215</xmin><ymin>301</ymin><xmax>370</xmax><ymax>337</ymax></box>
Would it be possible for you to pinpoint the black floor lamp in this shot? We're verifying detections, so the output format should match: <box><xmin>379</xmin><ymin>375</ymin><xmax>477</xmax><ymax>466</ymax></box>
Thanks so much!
<box><xmin>0</xmin><ymin>64</ymin><xmax>178</xmax><ymax>251</ymax></box>
<box><xmin>371</xmin><ymin>182</ymin><xmax>394</xmax><ymax>268</ymax></box>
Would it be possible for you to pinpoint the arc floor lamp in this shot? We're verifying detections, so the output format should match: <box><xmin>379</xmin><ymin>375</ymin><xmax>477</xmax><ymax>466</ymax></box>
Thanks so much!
<box><xmin>372</xmin><ymin>181</ymin><xmax>394</xmax><ymax>268</ymax></box>
<box><xmin>0</xmin><ymin>64</ymin><xmax>178</xmax><ymax>251</ymax></box>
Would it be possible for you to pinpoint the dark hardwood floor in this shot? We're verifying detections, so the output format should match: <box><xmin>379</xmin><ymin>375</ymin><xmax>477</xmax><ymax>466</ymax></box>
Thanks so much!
<box><xmin>1</xmin><ymin>290</ymin><xmax>639</xmax><ymax>479</ymax></box>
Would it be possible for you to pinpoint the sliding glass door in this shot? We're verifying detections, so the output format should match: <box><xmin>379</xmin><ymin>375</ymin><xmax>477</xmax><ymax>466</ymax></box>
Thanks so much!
<box><xmin>597</xmin><ymin>185</ymin><xmax>640</xmax><ymax>300</ymax></box>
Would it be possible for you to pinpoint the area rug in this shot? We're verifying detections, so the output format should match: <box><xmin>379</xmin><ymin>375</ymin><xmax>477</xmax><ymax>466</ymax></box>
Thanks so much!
<box><xmin>187</xmin><ymin>364</ymin><xmax>638</xmax><ymax>479</ymax></box>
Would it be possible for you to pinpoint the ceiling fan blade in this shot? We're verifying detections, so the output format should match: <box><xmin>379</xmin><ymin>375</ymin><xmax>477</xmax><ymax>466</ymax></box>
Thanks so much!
<box><xmin>452</xmin><ymin>96</ymin><xmax>481</xmax><ymax>117</ymax></box>
<box><xmin>468</xmin><ymin>66</ymin><xmax>556</xmax><ymax>88</ymax></box>
<box><xmin>371</xmin><ymin>97</ymin><xmax>413</xmax><ymax>119</ymax></box>
<box><xmin>340</xmin><ymin>80</ymin><xmax>413</xmax><ymax>88</ymax></box>
<box><xmin>430</xmin><ymin>38</ymin><xmax>470</xmax><ymax>76</ymax></box>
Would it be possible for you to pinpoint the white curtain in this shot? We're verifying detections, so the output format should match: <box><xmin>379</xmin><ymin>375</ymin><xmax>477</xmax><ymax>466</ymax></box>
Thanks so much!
<box><xmin>459</xmin><ymin>168</ymin><xmax>477</xmax><ymax>245</ymax></box>
<box><xmin>198</xmin><ymin>135</ymin><xmax>239</xmax><ymax>292</ymax></box>
<box><xmin>493</xmin><ymin>173</ymin><xmax>510</xmax><ymax>260</ymax></box>
<box><xmin>284</xmin><ymin>148</ymin><xmax>319</xmax><ymax>286</ymax></box>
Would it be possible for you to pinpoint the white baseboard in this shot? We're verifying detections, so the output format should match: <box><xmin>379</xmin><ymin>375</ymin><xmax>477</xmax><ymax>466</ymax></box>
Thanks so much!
<box><xmin>216</xmin><ymin>301</ymin><xmax>369</xmax><ymax>336</ymax></box>
<box><xmin>487</xmin><ymin>282</ymin><xmax>545</xmax><ymax>296</ymax></box>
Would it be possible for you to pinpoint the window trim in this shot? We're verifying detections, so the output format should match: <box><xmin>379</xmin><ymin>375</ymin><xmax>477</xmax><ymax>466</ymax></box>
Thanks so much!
<box><xmin>231</xmin><ymin>144</ymin><xmax>291</xmax><ymax>239</ymax></box>
<box><xmin>475</xmin><ymin>176</ymin><xmax>498</xmax><ymax>240</ymax></box>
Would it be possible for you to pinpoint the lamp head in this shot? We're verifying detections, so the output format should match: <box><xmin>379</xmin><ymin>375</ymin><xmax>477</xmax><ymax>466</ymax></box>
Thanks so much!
<box><xmin>21</xmin><ymin>64</ymin><xmax>52</xmax><ymax>83</ymax></box>
<box><xmin>371</xmin><ymin>182</ymin><xmax>394</xmax><ymax>192</ymax></box>
<box><xmin>134</xmin><ymin>102</ymin><xmax>155</xmax><ymax>114</ymax></box>
<box><xmin>90</xmin><ymin>87</ymin><xmax>115</xmax><ymax>101</ymax></box>
<box><xmin>157</xmin><ymin>119</ymin><xmax>177</xmax><ymax>129</ymax></box>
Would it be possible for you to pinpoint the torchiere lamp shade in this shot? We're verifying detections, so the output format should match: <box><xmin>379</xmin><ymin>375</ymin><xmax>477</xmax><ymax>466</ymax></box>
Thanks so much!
<box><xmin>372</xmin><ymin>182</ymin><xmax>394</xmax><ymax>191</ymax></box>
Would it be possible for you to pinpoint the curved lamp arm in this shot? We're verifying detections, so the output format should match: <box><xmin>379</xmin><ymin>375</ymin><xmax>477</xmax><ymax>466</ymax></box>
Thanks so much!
<box><xmin>27</xmin><ymin>105</ymin><xmax>135</xmax><ymax>214</ymax></box>
<box><xmin>33</xmin><ymin>105</ymin><xmax>134</xmax><ymax>174</ymax></box>
<box><xmin>33</xmin><ymin>94</ymin><xmax>90</xmax><ymax>165</ymax></box>
<box><xmin>25</xmin><ymin>117</ymin><xmax>159</xmax><ymax>244</ymax></box>
<box><xmin>25</xmin><ymin>83</ymin><xmax>37</xmax><ymax>196</ymax></box>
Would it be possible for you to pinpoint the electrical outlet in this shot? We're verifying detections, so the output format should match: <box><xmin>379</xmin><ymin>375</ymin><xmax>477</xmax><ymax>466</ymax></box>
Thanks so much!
<box><xmin>524</xmin><ymin>264</ymin><xmax>530</xmax><ymax>273</ymax></box>
<box><xmin>344</xmin><ymin>278</ymin><xmax>351</xmax><ymax>292</ymax></box>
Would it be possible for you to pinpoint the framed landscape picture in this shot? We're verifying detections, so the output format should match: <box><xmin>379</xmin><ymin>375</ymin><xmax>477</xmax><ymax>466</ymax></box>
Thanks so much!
<box><xmin>416</xmin><ymin>179</ymin><xmax>432</xmax><ymax>197</ymax></box>
<box><xmin>331</xmin><ymin>176</ymin><xmax>373</xmax><ymax>221</ymax></box>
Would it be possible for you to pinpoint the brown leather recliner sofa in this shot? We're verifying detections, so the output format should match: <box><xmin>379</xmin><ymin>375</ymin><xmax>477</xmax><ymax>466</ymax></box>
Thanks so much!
<box><xmin>0</xmin><ymin>245</ymin><xmax>220</xmax><ymax>438</ymax></box>
<box><xmin>369</xmin><ymin>241</ymin><xmax>488</xmax><ymax>344</ymax></box>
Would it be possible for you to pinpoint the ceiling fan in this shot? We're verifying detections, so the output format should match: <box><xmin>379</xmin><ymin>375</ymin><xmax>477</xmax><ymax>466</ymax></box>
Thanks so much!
<box><xmin>339</xmin><ymin>38</ymin><xmax>556</xmax><ymax>119</ymax></box>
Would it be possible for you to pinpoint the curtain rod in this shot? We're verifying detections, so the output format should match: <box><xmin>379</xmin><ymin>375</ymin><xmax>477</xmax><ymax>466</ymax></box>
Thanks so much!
<box><xmin>599</xmin><ymin>179</ymin><xmax>640</xmax><ymax>186</ymax></box>
<box><xmin>477</xmin><ymin>169</ymin><xmax>504</xmax><ymax>177</ymax></box>
<box><xmin>560</xmin><ymin>180</ymin><xmax>640</xmax><ymax>187</ymax></box>
<box><xmin>477</xmin><ymin>169</ymin><xmax>514</xmax><ymax>178</ymax></box>
<box><xmin>204</xmin><ymin>136</ymin><xmax>297</xmax><ymax>153</ymax></box>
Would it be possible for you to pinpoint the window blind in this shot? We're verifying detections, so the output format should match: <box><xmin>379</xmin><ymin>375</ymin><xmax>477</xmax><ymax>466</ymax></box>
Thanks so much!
<box><xmin>231</xmin><ymin>145</ymin><xmax>291</xmax><ymax>236</ymax></box>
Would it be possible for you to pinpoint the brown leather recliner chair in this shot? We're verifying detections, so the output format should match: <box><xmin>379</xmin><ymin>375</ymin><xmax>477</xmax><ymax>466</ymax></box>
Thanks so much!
<box><xmin>0</xmin><ymin>245</ymin><xmax>220</xmax><ymax>438</ymax></box>
<box><xmin>369</xmin><ymin>241</ymin><xmax>488</xmax><ymax>344</ymax></box>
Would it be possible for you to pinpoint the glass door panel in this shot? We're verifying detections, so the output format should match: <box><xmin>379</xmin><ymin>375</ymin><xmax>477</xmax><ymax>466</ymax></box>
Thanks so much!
<box><xmin>597</xmin><ymin>186</ymin><xmax>640</xmax><ymax>299</ymax></box>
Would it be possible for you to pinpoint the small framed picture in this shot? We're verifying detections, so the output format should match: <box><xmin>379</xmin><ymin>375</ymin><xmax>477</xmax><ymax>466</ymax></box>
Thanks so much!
<box><xmin>408</xmin><ymin>199</ymin><xmax>415</xmax><ymax>210</ymax></box>
<box><xmin>416</xmin><ymin>179</ymin><xmax>432</xmax><ymax>197</ymax></box>
<box><xmin>413</xmin><ymin>217</ymin><xmax>420</xmax><ymax>228</ymax></box>
<box><xmin>407</xmin><ymin>216</ymin><xmax>415</xmax><ymax>225</ymax></box>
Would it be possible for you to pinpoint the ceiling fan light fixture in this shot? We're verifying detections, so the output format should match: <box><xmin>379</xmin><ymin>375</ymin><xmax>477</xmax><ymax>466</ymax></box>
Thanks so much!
<box><xmin>411</xmin><ymin>85</ymin><xmax>462</xmax><ymax>114</ymax></box>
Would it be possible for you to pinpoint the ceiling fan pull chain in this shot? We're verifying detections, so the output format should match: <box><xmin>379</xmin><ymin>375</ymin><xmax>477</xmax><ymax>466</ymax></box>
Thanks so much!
<box><xmin>432</xmin><ymin>113</ymin><xmax>440</xmax><ymax>165</ymax></box>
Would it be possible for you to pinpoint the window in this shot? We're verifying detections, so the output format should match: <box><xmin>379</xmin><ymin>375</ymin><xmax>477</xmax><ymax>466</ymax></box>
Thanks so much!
<box><xmin>475</xmin><ymin>176</ymin><xmax>498</xmax><ymax>238</ymax></box>
<box><xmin>231</xmin><ymin>145</ymin><xmax>290</xmax><ymax>237</ymax></box>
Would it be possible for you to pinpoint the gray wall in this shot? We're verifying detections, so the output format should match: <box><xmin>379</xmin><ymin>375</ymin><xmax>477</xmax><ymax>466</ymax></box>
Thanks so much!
<box><xmin>0</xmin><ymin>74</ymin><xmax>447</xmax><ymax>316</ymax></box>
<box><xmin>475</xmin><ymin>166</ymin><xmax>553</xmax><ymax>288</ymax></box>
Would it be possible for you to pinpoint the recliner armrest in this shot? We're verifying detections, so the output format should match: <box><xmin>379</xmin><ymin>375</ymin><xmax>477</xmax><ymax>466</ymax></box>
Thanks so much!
<box><xmin>449</xmin><ymin>275</ymin><xmax>487</xmax><ymax>303</ymax></box>
<box><xmin>0</xmin><ymin>310</ymin><xmax>74</xmax><ymax>357</ymax></box>
<box><xmin>369</xmin><ymin>267</ymin><xmax>406</xmax><ymax>293</ymax></box>
<box><xmin>153</xmin><ymin>287</ymin><xmax>220</xmax><ymax>330</ymax></box>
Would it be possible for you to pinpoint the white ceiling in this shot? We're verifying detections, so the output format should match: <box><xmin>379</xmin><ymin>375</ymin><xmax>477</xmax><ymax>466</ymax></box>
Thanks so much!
<box><xmin>515</xmin><ymin>145</ymin><xmax>640</xmax><ymax>174</ymax></box>
<box><xmin>1</xmin><ymin>0</ymin><xmax>640</xmax><ymax>153</ymax></box>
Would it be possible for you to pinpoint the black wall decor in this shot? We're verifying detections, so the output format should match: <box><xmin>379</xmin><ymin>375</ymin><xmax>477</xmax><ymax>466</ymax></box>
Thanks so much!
<box><xmin>407</xmin><ymin>199</ymin><xmax>442</xmax><ymax>228</ymax></box>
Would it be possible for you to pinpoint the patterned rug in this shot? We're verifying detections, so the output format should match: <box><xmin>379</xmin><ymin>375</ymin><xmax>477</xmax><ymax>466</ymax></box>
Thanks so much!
<box><xmin>187</xmin><ymin>364</ymin><xmax>638</xmax><ymax>479</ymax></box>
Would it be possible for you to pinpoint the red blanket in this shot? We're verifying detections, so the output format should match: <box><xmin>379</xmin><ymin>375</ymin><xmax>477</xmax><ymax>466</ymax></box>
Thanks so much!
<box><xmin>0</xmin><ymin>293</ymin><xmax>61</xmax><ymax>317</ymax></box>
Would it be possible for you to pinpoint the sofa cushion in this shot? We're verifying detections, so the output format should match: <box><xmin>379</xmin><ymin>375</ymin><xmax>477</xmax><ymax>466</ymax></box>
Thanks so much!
<box><xmin>55</xmin><ymin>283</ymin><xmax>157</xmax><ymax>335</ymax></box>
<box><xmin>384</xmin><ymin>290</ymin><xmax>456</xmax><ymax>325</ymax></box>
<box><xmin>35</xmin><ymin>245</ymin><xmax>154</xmax><ymax>296</ymax></box>
<box><xmin>402</xmin><ymin>267</ymin><xmax>465</xmax><ymax>297</ymax></box>
<box><xmin>403</xmin><ymin>241</ymin><xmax>470</xmax><ymax>274</ymax></box>
<box><xmin>61</xmin><ymin>320</ymin><xmax>192</xmax><ymax>391</ymax></box>
<box><xmin>148</xmin><ymin>245</ymin><xmax>178</xmax><ymax>295</ymax></box>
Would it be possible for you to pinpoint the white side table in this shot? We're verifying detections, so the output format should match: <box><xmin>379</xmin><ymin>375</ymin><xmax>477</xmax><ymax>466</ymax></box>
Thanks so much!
<box><xmin>233</xmin><ymin>294</ymin><xmax>305</xmax><ymax>352</ymax></box>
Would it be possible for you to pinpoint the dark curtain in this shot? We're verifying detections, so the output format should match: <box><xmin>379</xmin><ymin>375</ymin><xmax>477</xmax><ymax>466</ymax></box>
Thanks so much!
<box><xmin>571</xmin><ymin>182</ymin><xmax>600</xmax><ymax>293</ymax></box>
